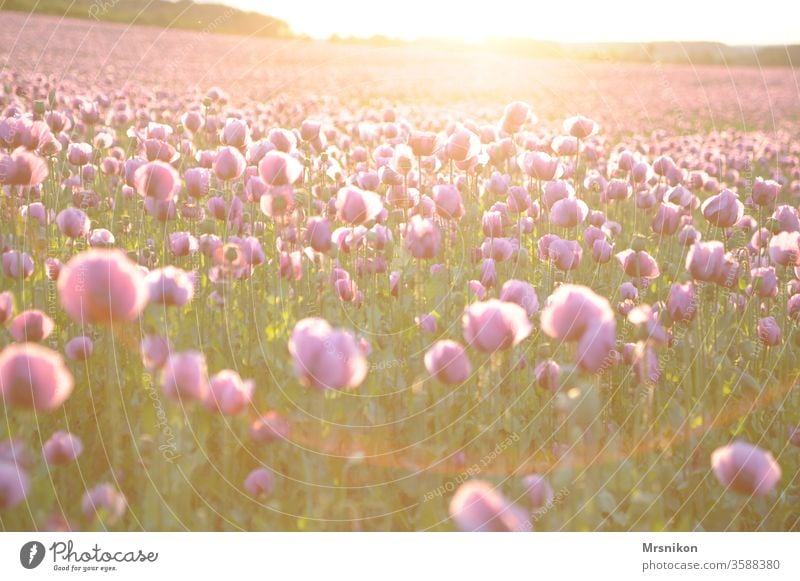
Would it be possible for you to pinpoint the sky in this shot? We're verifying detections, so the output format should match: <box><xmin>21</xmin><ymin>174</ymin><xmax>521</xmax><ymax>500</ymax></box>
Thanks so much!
<box><xmin>198</xmin><ymin>0</ymin><xmax>800</xmax><ymax>45</ymax></box>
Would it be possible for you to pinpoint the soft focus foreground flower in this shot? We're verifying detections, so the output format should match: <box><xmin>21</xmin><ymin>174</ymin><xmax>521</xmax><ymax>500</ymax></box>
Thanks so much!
<box><xmin>56</xmin><ymin>208</ymin><xmax>91</xmax><ymax>238</ymax></box>
<box><xmin>289</xmin><ymin>318</ymin><xmax>368</xmax><ymax>391</ymax></box>
<box><xmin>462</xmin><ymin>299</ymin><xmax>532</xmax><ymax>353</ymax></box>
<box><xmin>146</xmin><ymin>267</ymin><xmax>195</xmax><ymax>307</ymax></box>
<box><xmin>244</xmin><ymin>467</ymin><xmax>275</xmax><ymax>498</ymax></box>
<box><xmin>711</xmin><ymin>440</ymin><xmax>781</xmax><ymax>496</ymax></box>
<box><xmin>43</xmin><ymin>431</ymin><xmax>83</xmax><ymax>465</ymax></box>
<box><xmin>0</xmin><ymin>343</ymin><xmax>74</xmax><ymax>411</ymax></box>
<box><xmin>81</xmin><ymin>483</ymin><xmax>127</xmax><ymax>524</ymax></box>
<box><xmin>205</xmin><ymin>370</ymin><xmax>254</xmax><ymax>415</ymax></box>
<box><xmin>8</xmin><ymin>310</ymin><xmax>54</xmax><ymax>343</ymax></box>
<box><xmin>0</xmin><ymin>460</ymin><xmax>30</xmax><ymax>509</ymax></box>
<box><xmin>140</xmin><ymin>334</ymin><xmax>170</xmax><ymax>371</ymax></box>
<box><xmin>534</xmin><ymin>360</ymin><xmax>560</xmax><ymax>391</ymax></box>
<box><xmin>449</xmin><ymin>480</ymin><xmax>528</xmax><ymax>532</ymax></box>
<box><xmin>405</xmin><ymin>216</ymin><xmax>441</xmax><ymax>259</ymax></box>
<box><xmin>499</xmin><ymin>280</ymin><xmax>539</xmax><ymax>316</ymax></box>
<box><xmin>58</xmin><ymin>250</ymin><xmax>148</xmax><ymax>325</ymax></box>
<box><xmin>424</xmin><ymin>340</ymin><xmax>472</xmax><ymax>384</ymax></box>
<box><xmin>161</xmin><ymin>350</ymin><xmax>209</xmax><ymax>402</ymax></box>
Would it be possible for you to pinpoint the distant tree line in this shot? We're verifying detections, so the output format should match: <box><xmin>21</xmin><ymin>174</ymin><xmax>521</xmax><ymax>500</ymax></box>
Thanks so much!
<box><xmin>3</xmin><ymin>0</ymin><xmax>293</xmax><ymax>38</ymax></box>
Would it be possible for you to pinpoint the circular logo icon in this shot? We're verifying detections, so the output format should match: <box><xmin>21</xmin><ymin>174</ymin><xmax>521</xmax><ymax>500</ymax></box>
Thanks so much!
<box><xmin>20</xmin><ymin>541</ymin><xmax>46</xmax><ymax>569</ymax></box>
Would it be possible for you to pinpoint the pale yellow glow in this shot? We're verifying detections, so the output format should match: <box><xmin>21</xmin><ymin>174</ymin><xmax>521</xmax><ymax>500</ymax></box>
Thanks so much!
<box><xmin>204</xmin><ymin>0</ymin><xmax>800</xmax><ymax>45</ymax></box>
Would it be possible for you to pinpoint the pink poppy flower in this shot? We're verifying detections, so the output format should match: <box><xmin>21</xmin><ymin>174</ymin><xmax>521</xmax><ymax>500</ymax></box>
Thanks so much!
<box><xmin>161</xmin><ymin>350</ymin><xmax>209</xmax><ymax>402</ymax></box>
<box><xmin>405</xmin><ymin>216</ymin><xmax>441</xmax><ymax>259</ymax></box>
<box><xmin>499</xmin><ymin>280</ymin><xmax>539</xmax><ymax>316</ymax></box>
<box><xmin>519</xmin><ymin>151</ymin><xmax>562</xmax><ymax>181</ymax></box>
<box><xmin>424</xmin><ymin>340</ymin><xmax>472</xmax><ymax>384</ymax></box>
<box><xmin>549</xmin><ymin>197</ymin><xmax>588</xmax><ymax>228</ymax></box>
<box><xmin>65</xmin><ymin>336</ymin><xmax>93</xmax><ymax>361</ymax></box>
<box><xmin>563</xmin><ymin>115</ymin><xmax>598</xmax><ymax>139</ymax></box>
<box><xmin>0</xmin><ymin>461</ymin><xmax>30</xmax><ymax>509</ymax></box>
<box><xmin>768</xmin><ymin>231</ymin><xmax>800</xmax><ymax>266</ymax></box>
<box><xmin>445</xmin><ymin>126</ymin><xmax>480</xmax><ymax>162</ymax></box>
<box><xmin>184</xmin><ymin>167</ymin><xmax>210</xmax><ymax>198</ymax></box>
<box><xmin>134</xmin><ymin>160</ymin><xmax>180</xmax><ymax>200</ymax></box>
<box><xmin>8</xmin><ymin>310</ymin><xmax>54</xmax><ymax>343</ymax></box>
<box><xmin>462</xmin><ymin>299</ymin><xmax>532</xmax><ymax>353</ymax></box>
<box><xmin>335</xmin><ymin>186</ymin><xmax>383</xmax><ymax>225</ymax></box>
<box><xmin>651</xmin><ymin>202</ymin><xmax>682</xmax><ymax>235</ymax></box>
<box><xmin>667</xmin><ymin>282</ymin><xmax>696</xmax><ymax>322</ymax></box>
<box><xmin>0</xmin><ymin>148</ymin><xmax>48</xmax><ymax>186</ymax></box>
<box><xmin>449</xmin><ymin>480</ymin><xmax>529</xmax><ymax>532</ymax></box>
<box><xmin>415</xmin><ymin>314</ymin><xmax>438</xmax><ymax>334</ymax></box>
<box><xmin>258</xmin><ymin>151</ymin><xmax>303</xmax><ymax>186</ymax></box>
<box><xmin>432</xmin><ymin>184</ymin><xmax>465</xmax><ymax>220</ymax></box>
<box><xmin>43</xmin><ymin>431</ymin><xmax>83</xmax><ymax>465</ymax></box>
<box><xmin>305</xmin><ymin>217</ymin><xmax>332</xmax><ymax>253</ymax></box>
<box><xmin>701</xmin><ymin>189</ymin><xmax>743</xmax><ymax>228</ymax></box>
<box><xmin>616</xmin><ymin>249</ymin><xmax>661</xmax><ymax>279</ymax></box>
<box><xmin>0</xmin><ymin>343</ymin><xmax>74</xmax><ymax>411</ymax></box>
<box><xmin>81</xmin><ymin>483</ymin><xmax>127</xmax><ymax>524</ymax></box>
<box><xmin>534</xmin><ymin>360</ymin><xmax>560</xmax><ymax>392</ymax></box>
<box><xmin>244</xmin><ymin>467</ymin><xmax>275</xmax><ymax>498</ymax></box>
<box><xmin>758</xmin><ymin>317</ymin><xmax>782</xmax><ymax>346</ymax></box>
<box><xmin>212</xmin><ymin>146</ymin><xmax>246</xmax><ymax>181</ymax></box>
<box><xmin>751</xmin><ymin>177</ymin><xmax>780</xmax><ymax>207</ymax></box>
<box><xmin>205</xmin><ymin>370</ymin><xmax>254</xmax><ymax>416</ymax></box>
<box><xmin>540</xmin><ymin>284</ymin><xmax>616</xmax><ymax>373</ymax></box>
<box><xmin>289</xmin><ymin>318</ymin><xmax>368</xmax><ymax>391</ymax></box>
<box><xmin>140</xmin><ymin>335</ymin><xmax>171</xmax><ymax>371</ymax></box>
<box><xmin>58</xmin><ymin>250</ymin><xmax>148</xmax><ymax>325</ymax></box>
<box><xmin>56</xmin><ymin>207</ymin><xmax>91</xmax><ymax>238</ymax></box>
<box><xmin>549</xmin><ymin>239</ymin><xmax>583</xmax><ymax>271</ymax></box>
<box><xmin>711</xmin><ymin>440</ymin><xmax>781</xmax><ymax>496</ymax></box>
<box><xmin>145</xmin><ymin>267</ymin><xmax>195</xmax><ymax>307</ymax></box>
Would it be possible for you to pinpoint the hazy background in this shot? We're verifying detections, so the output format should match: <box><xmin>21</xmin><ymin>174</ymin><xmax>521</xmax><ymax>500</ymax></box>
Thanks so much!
<box><xmin>201</xmin><ymin>0</ymin><xmax>800</xmax><ymax>45</ymax></box>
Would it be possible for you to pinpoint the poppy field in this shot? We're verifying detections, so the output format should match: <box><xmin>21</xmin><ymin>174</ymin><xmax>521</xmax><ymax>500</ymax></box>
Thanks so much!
<box><xmin>1</xmin><ymin>12</ymin><xmax>800</xmax><ymax>532</ymax></box>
